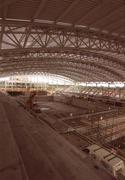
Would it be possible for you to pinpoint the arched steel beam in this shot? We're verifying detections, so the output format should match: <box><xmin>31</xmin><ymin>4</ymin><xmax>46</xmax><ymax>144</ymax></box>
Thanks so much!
<box><xmin>1</xmin><ymin>49</ymin><xmax>124</xmax><ymax>81</ymax></box>
<box><xmin>0</xmin><ymin>62</ymin><xmax>121</xmax><ymax>82</ymax></box>
<box><xmin>0</xmin><ymin>66</ymin><xmax>102</xmax><ymax>82</ymax></box>
<box><xmin>1</xmin><ymin>52</ymin><xmax>124</xmax><ymax>72</ymax></box>
<box><xmin>6</xmin><ymin>72</ymin><xmax>75</xmax><ymax>83</ymax></box>
<box><xmin>1</xmin><ymin>68</ymin><xmax>101</xmax><ymax>82</ymax></box>
<box><xmin>0</xmin><ymin>63</ymin><xmax>107</xmax><ymax>82</ymax></box>
<box><xmin>0</xmin><ymin>61</ymin><xmax>117</xmax><ymax>81</ymax></box>
<box><xmin>1</xmin><ymin>69</ymin><xmax>88</xmax><ymax>82</ymax></box>
<box><xmin>0</xmin><ymin>63</ymin><xmax>120</xmax><ymax>82</ymax></box>
<box><xmin>0</xmin><ymin>57</ymin><xmax>123</xmax><ymax>81</ymax></box>
<box><xmin>0</xmin><ymin>47</ymin><xmax>124</xmax><ymax>72</ymax></box>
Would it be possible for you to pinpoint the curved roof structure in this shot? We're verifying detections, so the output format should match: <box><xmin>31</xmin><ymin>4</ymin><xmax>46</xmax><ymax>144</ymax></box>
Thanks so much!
<box><xmin>0</xmin><ymin>0</ymin><xmax>125</xmax><ymax>82</ymax></box>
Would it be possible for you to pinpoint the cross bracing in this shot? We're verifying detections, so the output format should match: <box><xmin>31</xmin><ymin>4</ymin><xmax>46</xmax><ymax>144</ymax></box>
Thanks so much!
<box><xmin>0</xmin><ymin>0</ymin><xmax>125</xmax><ymax>82</ymax></box>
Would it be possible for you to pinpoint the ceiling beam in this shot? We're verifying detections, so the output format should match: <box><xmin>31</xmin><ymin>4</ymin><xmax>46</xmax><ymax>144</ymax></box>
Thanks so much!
<box><xmin>74</xmin><ymin>1</ymin><xmax>102</xmax><ymax>25</ymax></box>
<box><xmin>102</xmin><ymin>18</ymin><xmax>124</xmax><ymax>32</ymax></box>
<box><xmin>90</xmin><ymin>5</ymin><xmax>124</xmax><ymax>27</ymax></box>
<box><xmin>0</xmin><ymin>0</ymin><xmax>20</xmax><ymax>9</ymax></box>
<box><xmin>1</xmin><ymin>69</ymin><xmax>91</xmax><ymax>82</ymax></box>
<box><xmin>1</xmin><ymin>55</ymin><xmax>124</xmax><ymax>74</ymax></box>
<box><xmin>0</xmin><ymin>57</ymin><xmax>122</xmax><ymax>80</ymax></box>
<box><xmin>0</xmin><ymin>65</ymin><xmax>108</xmax><ymax>82</ymax></box>
<box><xmin>0</xmin><ymin>47</ymin><xmax>124</xmax><ymax>68</ymax></box>
<box><xmin>108</xmin><ymin>24</ymin><xmax>125</xmax><ymax>35</ymax></box>
<box><xmin>55</xmin><ymin>0</ymin><xmax>80</xmax><ymax>23</ymax></box>
<box><xmin>32</xmin><ymin>0</ymin><xmax>48</xmax><ymax>20</ymax></box>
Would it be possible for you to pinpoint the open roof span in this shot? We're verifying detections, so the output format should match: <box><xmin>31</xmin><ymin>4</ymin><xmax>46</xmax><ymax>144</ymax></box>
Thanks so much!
<box><xmin>0</xmin><ymin>0</ymin><xmax>125</xmax><ymax>82</ymax></box>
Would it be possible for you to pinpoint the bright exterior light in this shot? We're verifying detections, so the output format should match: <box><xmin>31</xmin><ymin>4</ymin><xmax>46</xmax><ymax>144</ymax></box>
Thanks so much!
<box><xmin>0</xmin><ymin>77</ymin><xmax>10</xmax><ymax>82</ymax></box>
<box><xmin>79</xmin><ymin>82</ymin><xmax>124</xmax><ymax>88</ymax></box>
<box><xmin>0</xmin><ymin>74</ymin><xmax>74</xmax><ymax>85</ymax></box>
<box><xmin>0</xmin><ymin>75</ymin><xmax>124</xmax><ymax>89</ymax></box>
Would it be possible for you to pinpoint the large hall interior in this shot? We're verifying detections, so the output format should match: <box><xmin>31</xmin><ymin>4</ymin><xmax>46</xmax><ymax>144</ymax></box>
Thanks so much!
<box><xmin>0</xmin><ymin>0</ymin><xmax>125</xmax><ymax>180</ymax></box>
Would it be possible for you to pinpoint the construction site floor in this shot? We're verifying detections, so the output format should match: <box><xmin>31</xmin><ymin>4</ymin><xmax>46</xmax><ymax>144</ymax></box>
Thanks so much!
<box><xmin>0</xmin><ymin>93</ymin><xmax>115</xmax><ymax>180</ymax></box>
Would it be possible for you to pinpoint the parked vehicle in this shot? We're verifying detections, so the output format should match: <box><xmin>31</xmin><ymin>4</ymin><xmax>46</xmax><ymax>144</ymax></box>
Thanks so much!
<box><xmin>86</xmin><ymin>144</ymin><xmax>125</xmax><ymax>179</ymax></box>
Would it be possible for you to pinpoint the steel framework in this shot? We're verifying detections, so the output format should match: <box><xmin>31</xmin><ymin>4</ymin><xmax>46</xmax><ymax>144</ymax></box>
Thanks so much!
<box><xmin>0</xmin><ymin>0</ymin><xmax>125</xmax><ymax>82</ymax></box>
<box><xmin>0</xmin><ymin>22</ymin><xmax>125</xmax><ymax>53</ymax></box>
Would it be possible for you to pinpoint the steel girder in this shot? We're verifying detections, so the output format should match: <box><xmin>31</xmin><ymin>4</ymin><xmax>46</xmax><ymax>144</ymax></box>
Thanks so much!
<box><xmin>0</xmin><ymin>62</ymin><xmax>121</xmax><ymax>82</ymax></box>
<box><xmin>1</xmin><ymin>47</ymin><xmax>124</xmax><ymax>77</ymax></box>
<box><xmin>0</xmin><ymin>21</ymin><xmax>125</xmax><ymax>82</ymax></box>
<box><xmin>0</xmin><ymin>61</ymin><xmax>122</xmax><ymax>81</ymax></box>
<box><xmin>1</xmin><ymin>68</ymin><xmax>100</xmax><ymax>82</ymax></box>
<box><xmin>0</xmin><ymin>56</ymin><xmax>124</xmax><ymax>81</ymax></box>
<box><xmin>0</xmin><ymin>22</ymin><xmax>125</xmax><ymax>53</ymax></box>
<box><xmin>0</xmin><ymin>52</ymin><xmax>124</xmax><ymax>81</ymax></box>
<box><xmin>1</xmin><ymin>47</ymin><xmax>125</xmax><ymax>71</ymax></box>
